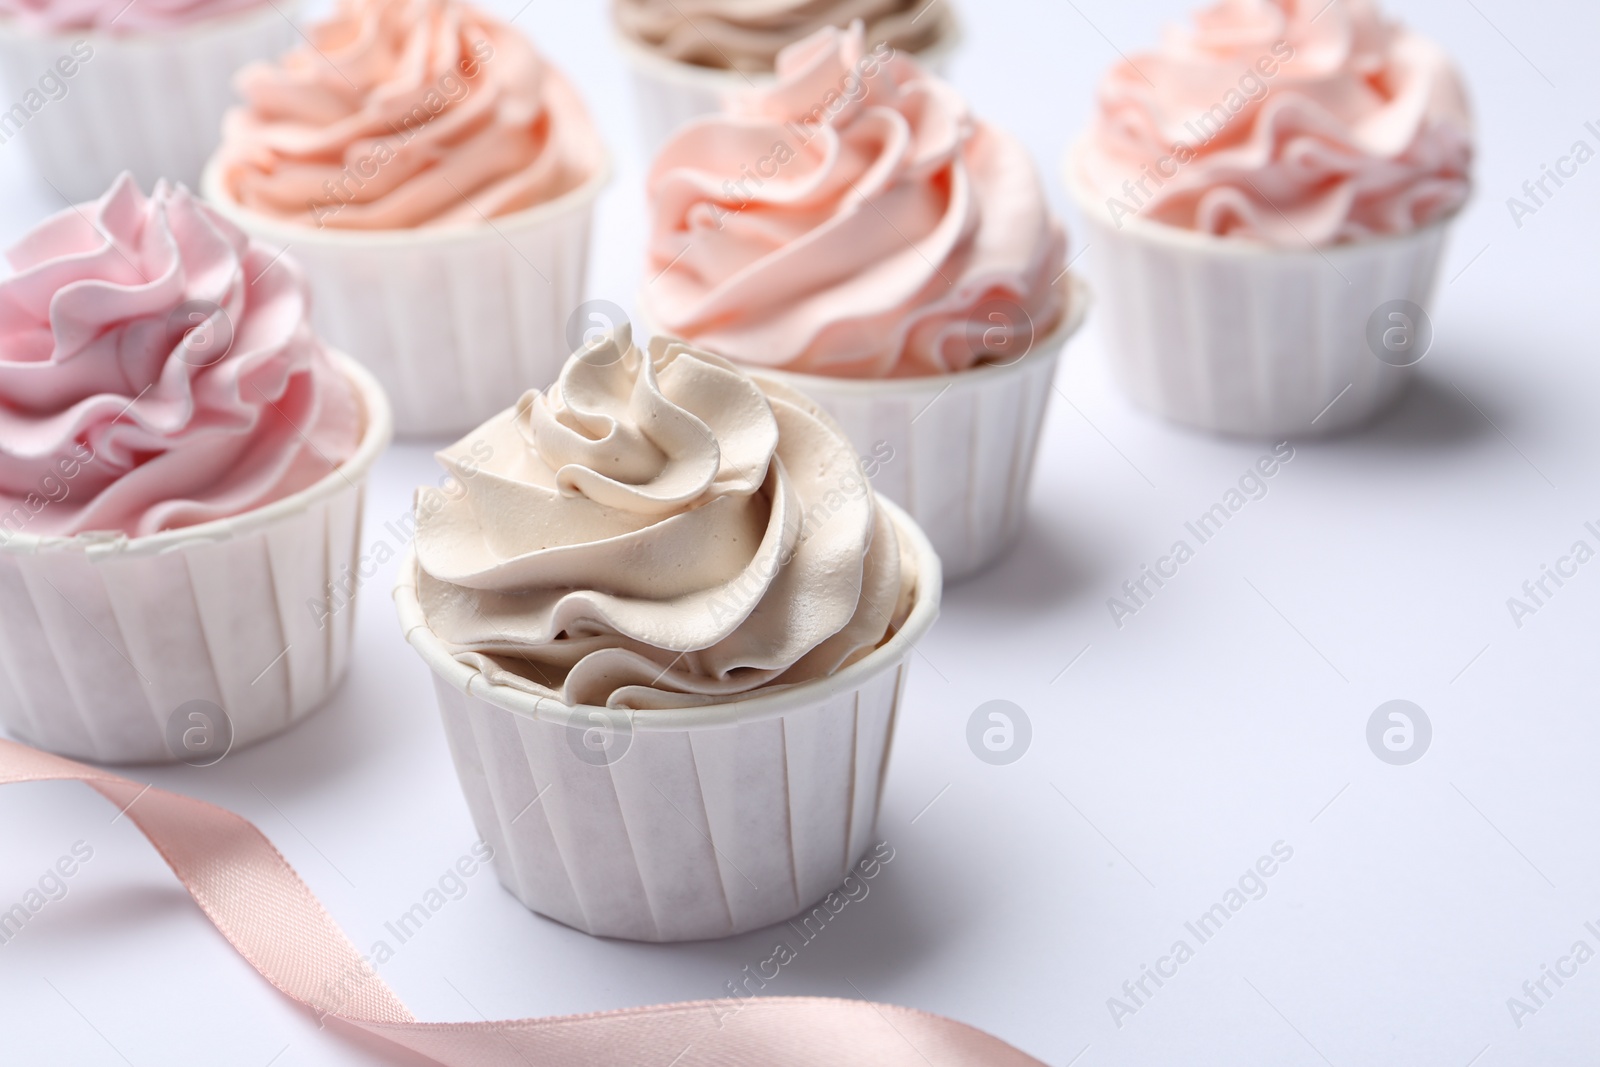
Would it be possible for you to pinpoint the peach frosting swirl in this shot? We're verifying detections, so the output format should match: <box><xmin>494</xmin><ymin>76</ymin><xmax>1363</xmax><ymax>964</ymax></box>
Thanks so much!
<box><xmin>212</xmin><ymin>0</ymin><xmax>604</xmax><ymax>230</ymax></box>
<box><xmin>613</xmin><ymin>0</ymin><xmax>942</xmax><ymax>74</ymax></box>
<box><xmin>644</xmin><ymin>24</ymin><xmax>1067</xmax><ymax>379</ymax></box>
<box><xmin>413</xmin><ymin>327</ymin><xmax>916</xmax><ymax>710</ymax></box>
<box><xmin>0</xmin><ymin>175</ymin><xmax>358</xmax><ymax>540</ymax></box>
<box><xmin>0</xmin><ymin>0</ymin><xmax>264</xmax><ymax>32</ymax></box>
<box><xmin>1073</xmin><ymin>0</ymin><xmax>1472</xmax><ymax>246</ymax></box>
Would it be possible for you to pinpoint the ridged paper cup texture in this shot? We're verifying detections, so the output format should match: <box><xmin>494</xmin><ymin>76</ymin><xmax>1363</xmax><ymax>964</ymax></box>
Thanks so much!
<box><xmin>202</xmin><ymin>162</ymin><xmax>611</xmax><ymax>440</ymax></box>
<box><xmin>615</xmin><ymin>7</ymin><xmax>960</xmax><ymax>157</ymax></box>
<box><xmin>395</xmin><ymin>499</ymin><xmax>942</xmax><ymax>943</ymax></box>
<box><xmin>0</xmin><ymin>354</ymin><xmax>393</xmax><ymax>765</ymax></box>
<box><xmin>0</xmin><ymin>4</ymin><xmax>297</xmax><ymax>202</ymax></box>
<box><xmin>750</xmin><ymin>273</ymin><xmax>1088</xmax><ymax>584</ymax></box>
<box><xmin>1065</xmin><ymin>148</ymin><xmax>1456</xmax><ymax>438</ymax></box>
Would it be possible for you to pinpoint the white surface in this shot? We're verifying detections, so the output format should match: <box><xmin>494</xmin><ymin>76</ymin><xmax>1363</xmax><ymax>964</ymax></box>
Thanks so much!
<box><xmin>1</xmin><ymin>0</ymin><xmax>1597</xmax><ymax>1064</ymax></box>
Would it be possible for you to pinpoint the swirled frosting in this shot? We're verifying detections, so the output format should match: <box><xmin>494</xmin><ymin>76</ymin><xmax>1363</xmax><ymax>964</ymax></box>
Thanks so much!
<box><xmin>211</xmin><ymin>0</ymin><xmax>604</xmax><ymax>230</ymax></box>
<box><xmin>1073</xmin><ymin>0</ymin><xmax>1473</xmax><ymax>246</ymax></box>
<box><xmin>644</xmin><ymin>24</ymin><xmax>1068</xmax><ymax>379</ymax></box>
<box><xmin>0</xmin><ymin>174</ymin><xmax>359</xmax><ymax>539</ymax></box>
<box><xmin>413</xmin><ymin>328</ymin><xmax>917</xmax><ymax>710</ymax></box>
<box><xmin>0</xmin><ymin>0</ymin><xmax>263</xmax><ymax>32</ymax></box>
<box><xmin>613</xmin><ymin>0</ymin><xmax>942</xmax><ymax>74</ymax></box>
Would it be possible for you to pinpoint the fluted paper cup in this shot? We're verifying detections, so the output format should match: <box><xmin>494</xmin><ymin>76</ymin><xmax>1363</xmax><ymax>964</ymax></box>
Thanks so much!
<box><xmin>0</xmin><ymin>354</ymin><xmax>392</xmax><ymax>765</ymax></box>
<box><xmin>748</xmin><ymin>274</ymin><xmax>1088</xmax><ymax>583</ymax></box>
<box><xmin>0</xmin><ymin>4</ymin><xmax>297</xmax><ymax>203</ymax></box>
<box><xmin>615</xmin><ymin>7</ymin><xmax>961</xmax><ymax>157</ymax></box>
<box><xmin>202</xmin><ymin>161</ymin><xmax>611</xmax><ymax>440</ymax></box>
<box><xmin>1064</xmin><ymin>149</ymin><xmax>1457</xmax><ymax>438</ymax></box>
<box><xmin>395</xmin><ymin>498</ymin><xmax>941</xmax><ymax>943</ymax></box>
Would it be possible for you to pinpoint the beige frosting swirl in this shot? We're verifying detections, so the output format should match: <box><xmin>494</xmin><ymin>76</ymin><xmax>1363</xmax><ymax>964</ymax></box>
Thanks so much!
<box><xmin>1074</xmin><ymin>0</ymin><xmax>1472</xmax><ymax>246</ymax></box>
<box><xmin>413</xmin><ymin>328</ymin><xmax>916</xmax><ymax>710</ymax></box>
<box><xmin>212</xmin><ymin>0</ymin><xmax>604</xmax><ymax>230</ymax></box>
<box><xmin>613</xmin><ymin>0</ymin><xmax>943</xmax><ymax>73</ymax></box>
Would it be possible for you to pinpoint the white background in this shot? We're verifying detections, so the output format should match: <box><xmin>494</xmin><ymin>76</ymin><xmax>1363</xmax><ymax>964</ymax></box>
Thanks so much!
<box><xmin>2</xmin><ymin>0</ymin><xmax>1599</xmax><ymax>1064</ymax></box>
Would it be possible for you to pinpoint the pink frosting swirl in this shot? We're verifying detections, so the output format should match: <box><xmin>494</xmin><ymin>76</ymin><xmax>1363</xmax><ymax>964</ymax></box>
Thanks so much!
<box><xmin>1073</xmin><ymin>0</ymin><xmax>1472</xmax><ymax>246</ymax></box>
<box><xmin>644</xmin><ymin>24</ymin><xmax>1067</xmax><ymax>379</ymax></box>
<box><xmin>0</xmin><ymin>174</ymin><xmax>359</xmax><ymax>539</ymax></box>
<box><xmin>0</xmin><ymin>0</ymin><xmax>265</xmax><ymax>32</ymax></box>
<box><xmin>212</xmin><ymin>0</ymin><xmax>604</xmax><ymax>230</ymax></box>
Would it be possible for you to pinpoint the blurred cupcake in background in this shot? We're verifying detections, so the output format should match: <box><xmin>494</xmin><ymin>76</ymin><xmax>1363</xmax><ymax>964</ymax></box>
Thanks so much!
<box><xmin>0</xmin><ymin>0</ymin><xmax>296</xmax><ymax>200</ymax></box>
<box><xmin>643</xmin><ymin>24</ymin><xmax>1084</xmax><ymax>582</ymax></box>
<box><xmin>613</xmin><ymin>0</ymin><xmax>959</xmax><ymax>153</ymax></box>
<box><xmin>0</xmin><ymin>174</ymin><xmax>391</xmax><ymax>764</ymax></box>
<box><xmin>204</xmin><ymin>0</ymin><xmax>609</xmax><ymax>439</ymax></box>
<box><xmin>1065</xmin><ymin>0</ymin><xmax>1472</xmax><ymax>437</ymax></box>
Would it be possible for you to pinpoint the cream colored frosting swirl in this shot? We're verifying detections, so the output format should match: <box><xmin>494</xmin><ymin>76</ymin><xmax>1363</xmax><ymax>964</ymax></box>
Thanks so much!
<box><xmin>645</xmin><ymin>24</ymin><xmax>1067</xmax><ymax>379</ymax></box>
<box><xmin>212</xmin><ymin>0</ymin><xmax>604</xmax><ymax>230</ymax></box>
<box><xmin>1073</xmin><ymin>0</ymin><xmax>1472</xmax><ymax>246</ymax></box>
<box><xmin>413</xmin><ymin>328</ymin><xmax>916</xmax><ymax>710</ymax></box>
<box><xmin>613</xmin><ymin>0</ymin><xmax>942</xmax><ymax>73</ymax></box>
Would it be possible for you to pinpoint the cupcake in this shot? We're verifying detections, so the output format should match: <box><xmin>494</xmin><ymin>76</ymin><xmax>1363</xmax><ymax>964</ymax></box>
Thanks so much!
<box><xmin>0</xmin><ymin>0</ymin><xmax>296</xmax><ymax>202</ymax></box>
<box><xmin>642</xmin><ymin>24</ymin><xmax>1086</xmax><ymax>582</ymax></box>
<box><xmin>612</xmin><ymin>0</ymin><xmax>960</xmax><ymax>153</ymax></box>
<box><xmin>1065</xmin><ymin>0</ymin><xmax>1473</xmax><ymax>437</ymax></box>
<box><xmin>394</xmin><ymin>328</ymin><xmax>940</xmax><ymax>941</ymax></box>
<box><xmin>203</xmin><ymin>0</ymin><xmax>610</xmax><ymax>439</ymax></box>
<box><xmin>0</xmin><ymin>174</ymin><xmax>392</xmax><ymax>764</ymax></box>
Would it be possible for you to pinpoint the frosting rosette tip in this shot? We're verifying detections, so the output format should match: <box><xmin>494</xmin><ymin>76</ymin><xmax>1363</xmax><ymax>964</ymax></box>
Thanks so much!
<box><xmin>0</xmin><ymin>172</ymin><xmax>359</xmax><ymax>540</ymax></box>
<box><xmin>1073</xmin><ymin>0</ymin><xmax>1473</xmax><ymax>246</ymax></box>
<box><xmin>643</xmin><ymin>23</ymin><xmax>1068</xmax><ymax>380</ymax></box>
<box><xmin>413</xmin><ymin>325</ymin><xmax>917</xmax><ymax>710</ymax></box>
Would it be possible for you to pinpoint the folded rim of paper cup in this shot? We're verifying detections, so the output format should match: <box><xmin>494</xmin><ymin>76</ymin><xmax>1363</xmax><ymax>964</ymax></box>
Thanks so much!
<box><xmin>0</xmin><ymin>350</ymin><xmax>392</xmax><ymax>559</ymax></box>
<box><xmin>395</xmin><ymin>496</ymin><xmax>942</xmax><ymax>732</ymax></box>
<box><xmin>198</xmin><ymin>149</ymin><xmax>613</xmax><ymax>249</ymax></box>
<box><xmin>0</xmin><ymin>0</ymin><xmax>297</xmax><ymax>45</ymax></box>
<box><xmin>658</xmin><ymin>271</ymin><xmax>1089</xmax><ymax>400</ymax></box>
<box><xmin>610</xmin><ymin>4</ymin><xmax>962</xmax><ymax>95</ymax></box>
<box><xmin>1060</xmin><ymin>137</ymin><xmax>1467</xmax><ymax>261</ymax></box>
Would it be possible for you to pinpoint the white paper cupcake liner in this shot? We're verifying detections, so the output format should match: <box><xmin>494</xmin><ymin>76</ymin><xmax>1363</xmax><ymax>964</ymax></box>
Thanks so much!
<box><xmin>394</xmin><ymin>498</ymin><xmax>941</xmax><ymax>943</ymax></box>
<box><xmin>0</xmin><ymin>354</ymin><xmax>393</xmax><ymax>765</ymax></box>
<box><xmin>615</xmin><ymin>7</ymin><xmax>961</xmax><ymax>157</ymax></box>
<box><xmin>201</xmin><ymin>163</ymin><xmax>611</xmax><ymax>440</ymax></box>
<box><xmin>1065</xmin><ymin>155</ymin><xmax>1457</xmax><ymax>437</ymax></box>
<box><xmin>0</xmin><ymin>4</ymin><xmax>297</xmax><ymax>203</ymax></box>
<box><xmin>750</xmin><ymin>274</ymin><xmax>1088</xmax><ymax>583</ymax></box>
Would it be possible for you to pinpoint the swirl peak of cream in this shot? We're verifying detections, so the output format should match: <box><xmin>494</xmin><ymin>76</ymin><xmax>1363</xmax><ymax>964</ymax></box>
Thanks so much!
<box><xmin>0</xmin><ymin>174</ymin><xmax>359</xmax><ymax>539</ymax></box>
<box><xmin>0</xmin><ymin>0</ymin><xmax>264</xmax><ymax>33</ymax></box>
<box><xmin>613</xmin><ymin>0</ymin><xmax>942</xmax><ymax>74</ymax></box>
<box><xmin>212</xmin><ymin>0</ymin><xmax>604</xmax><ymax>230</ymax></box>
<box><xmin>1074</xmin><ymin>0</ymin><xmax>1473</xmax><ymax>246</ymax></box>
<box><xmin>413</xmin><ymin>327</ymin><xmax>916</xmax><ymax>710</ymax></box>
<box><xmin>645</xmin><ymin>24</ymin><xmax>1067</xmax><ymax>379</ymax></box>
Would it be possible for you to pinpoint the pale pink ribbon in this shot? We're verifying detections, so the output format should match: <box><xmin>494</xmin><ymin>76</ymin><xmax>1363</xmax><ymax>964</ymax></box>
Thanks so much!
<box><xmin>1</xmin><ymin>738</ymin><xmax>1046</xmax><ymax>1066</ymax></box>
